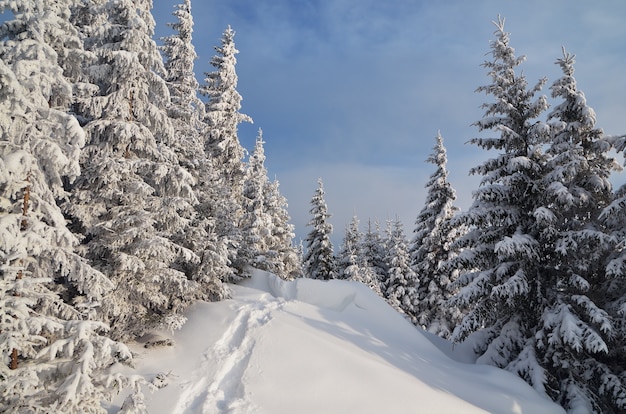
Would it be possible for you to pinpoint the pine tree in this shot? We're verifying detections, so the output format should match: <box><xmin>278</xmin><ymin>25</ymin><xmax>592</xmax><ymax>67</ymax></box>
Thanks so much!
<box><xmin>361</xmin><ymin>219</ymin><xmax>387</xmax><ymax>292</ymax></box>
<box><xmin>161</xmin><ymin>0</ymin><xmax>205</xmax><ymax>133</ymax></box>
<box><xmin>410</xmin><ymin>132</ymin><xmax>461</xmax><ymax>337</ymax></box>
<box><xmin>264</xmin><ymin>179</ymin><xmax>301</xmax><ymax>279</ymax></box>
<box><xmin>337</xmin><ymin>216</ymin><xmax>382</xmax><ymax>295</ymax></box>
<box><xmin>448</xmin><ymin>13</ymin><xmax>549</xmax><ymax>391</ymax></box>
<box><xmin>200</xmin><ymin>26</ymin><xmax>253</xmax><ymax>278</ymax></box>
<box><xmin>159</xmin><ymin>1</ymin><xmax>232</xmax><ymax>300</ymax></box>
<box><xmin>303</xmin><ymin>179</ymin><xmax>336</xmax><ymax>280</ymax></box>
<box><xmin>338</xmin><ymin>216</ymin><xmax>361</xmax><ymax>280</ymax></box>
<box><xmin>0</xmin><ymin>3</ymin><xmax>135</xmax><ymax>410</ymax></box>
<box><xmin>241</xmin><ymin>129</ymin><xmax>273</xmax><ymax>270</ymax></box>
<box><xmin>384</xmin><ymin>218</ymin><xmax>419</xmax><ymax>321</ymax></box>
<box><xmin>535</xmin><ymin>48</ymin><xmax>624</xmax><ymax>413</ymax></box>
<box><xmin>68</xmin><ymin>0</ymin><xmax>199</xmax><ymax>339</ymax></box>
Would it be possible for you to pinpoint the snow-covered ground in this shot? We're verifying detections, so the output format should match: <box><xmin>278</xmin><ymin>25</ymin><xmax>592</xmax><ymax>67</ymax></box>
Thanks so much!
<box><xmin>109</xmin><ymin>270</ymin><xmax>565</xmax><ymax>413</ymax></box>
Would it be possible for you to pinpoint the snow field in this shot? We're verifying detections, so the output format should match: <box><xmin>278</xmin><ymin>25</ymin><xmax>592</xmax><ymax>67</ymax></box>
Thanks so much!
<box><xmin>110</xmin><ymin>270</ymin><xmax>564</xmax><ymax>414</ymax></box>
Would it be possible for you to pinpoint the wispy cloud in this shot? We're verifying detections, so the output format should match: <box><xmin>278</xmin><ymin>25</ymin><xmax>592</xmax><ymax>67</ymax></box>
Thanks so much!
<box><xmin>154</xmin><ymin>0</ymin><xmax>626</xmax><ymax>245</ymax></box>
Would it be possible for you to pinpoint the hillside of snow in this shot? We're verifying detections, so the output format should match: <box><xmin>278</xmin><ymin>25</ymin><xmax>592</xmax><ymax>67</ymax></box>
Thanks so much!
<box><xmin>109</xmin><ymin>270</ymin><xmax>565</xmax><ymax>414</ymax></box>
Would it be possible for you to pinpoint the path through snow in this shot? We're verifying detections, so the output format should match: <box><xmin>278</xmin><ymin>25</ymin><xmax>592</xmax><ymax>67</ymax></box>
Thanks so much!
<box><xmin>173</xmin><ymin>292</ymin><xmax>286</xmax><ymax>413</ymax></box>
<box><xmin>110</xmin><ymin>270</ymin><xmax>564</xmax><ymax>414</ymax></box>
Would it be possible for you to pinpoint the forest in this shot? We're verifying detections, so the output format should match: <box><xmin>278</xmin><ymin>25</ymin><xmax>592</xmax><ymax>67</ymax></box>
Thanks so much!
<box><xmin>0</xmin><ymin>1</ymin><xmax>625</xmax><ymax>413</ymax></box>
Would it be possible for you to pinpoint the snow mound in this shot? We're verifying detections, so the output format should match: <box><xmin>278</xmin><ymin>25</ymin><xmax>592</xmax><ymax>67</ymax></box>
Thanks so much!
<box><xmin>111</xmin><ymin>270</ymin><xmax>564</xmax><ymax>414</ymax></box>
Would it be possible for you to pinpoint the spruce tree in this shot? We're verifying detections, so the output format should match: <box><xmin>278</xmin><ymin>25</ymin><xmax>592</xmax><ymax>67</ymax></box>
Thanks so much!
<box><xmin>0</xmin><ymin>3</ymin><xmax>135</xmax><ymax>410</ymax></box>
<box><xmin>338</xmin><ymin>216</ymin><xmax>361</xmax><ymax>280</ymax></box>
<box><xmin>337</xmin><ymin>216</ymin><xmax>382</xmax><ymax>295</ymax></box>
<box><xmin>304</xmin><ymin>179</ymin><xmax>336</xmax><ymax>280</ymax></box>
<box><xmin>241</xmin><ymin>129</ymin><xmax>273</xmax><ymax>270</ymax></box>
<box><xmin>159</xmin><ymin>0</ymin><xmax>231</xmax><ymax>300</ymax></box>
<box><xmin>411</xmin><ymin>132</ymin><xmax>461</xmax><ymax>337</ymax></box>
<box><xmin>200</xmin><ymin>26</ymin><xmax>253</xmax><ymax>278</ymax></box>
<box><xmin>535</xmin><ymin>48</ymin><xmax>624</xmax><ymax>413</ymax></box>
<box><xmin>361</xmin><ymin>219</ymin><xmax>388</xmax><ymax>293</ymax></box>
<box><xmin>264</xmin><ymin>179</ymin><xmax>301</xmax><ymax>279</ymax></box>
<box><xmin>384</xmin><ymin>218</ymin><xmax>419</xmax><ymax>321</ymax></box>
<box><xmin>448</xmin><ymin>13</ymin><xmax>549</xmax><ymax>392</ymax></box>
<box><xmin>68</xmin><ymin>0</ymin><xmax>198</xmax><ymax>339</ymax></box>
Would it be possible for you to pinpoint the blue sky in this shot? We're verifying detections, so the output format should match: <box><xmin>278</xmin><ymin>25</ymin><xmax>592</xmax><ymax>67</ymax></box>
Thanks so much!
<box><xmin>153</xmin><ymin>0</ymin><xmax>626</xmax><ymax>246</ymax></box>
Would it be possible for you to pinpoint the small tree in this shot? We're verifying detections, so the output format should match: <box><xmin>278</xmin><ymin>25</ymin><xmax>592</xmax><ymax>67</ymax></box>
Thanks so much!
<box><xmin>384</xmin><ymin>218</ymin><xmax>419</xmax><ymax>321</ymax></box>
<box><xmin>411</xmin><ymin>132</ymin><xmax>461</xmax><ymax>337</ymax></box>
<box><xmin>303</xmin><ymin>179</ymin><xmax>336</xmax><ymax>280</ymax></box>
<box><xmin>264</xmin><ymin>179</ymin><xmax>301</xmax><ymax>279</ymax></box>
<box><xmin>361</xmin><ymin>219</ymin><xmax>388</xmax><ymax>293</ymax></box>
<box><xmin>241</xmin><ymin>129</ymin><xmax>273</xmax><ymax>270</ymax></box>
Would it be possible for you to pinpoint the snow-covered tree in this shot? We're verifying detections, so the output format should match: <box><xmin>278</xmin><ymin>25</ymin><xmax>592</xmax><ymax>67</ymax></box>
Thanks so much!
<box><xmin>449</xmin><ymin>18</ymin><xmax>625</xmax><ymax>413</ymax></box>
<box><xmin>161</xmin><ymin>0</ymin><xmax>205</xmax><ymax>133</ymax></box>
<box><xmin>384</xmin><ymin>218</ymin><xmax>419</xmax><ymax>321</ymax></box>
<box><xmin>240</xmin><ymin>129</ymin><xmax>273</xmax><ymax>270</ymax></box>
<box><xmin>535</xmin><ymin>48</ymin><xmax>624</xmax><ymax>413</ymax></box>
<box><xmin>68</xmin><ymin>0</ymin><xmax>199</xmax><ymax>339</ymax></box>
<box><xmin>338</xmin><ymin>216</ymin><xmax>361</xmax><ymax>280</ymax></box>
<box><xmin>448</xmin><ymin>13</ymin><xmax>549</xmax><ymax>392</ymax></box>
<box><xmin>200</xmin><ymin>25</ymin><xmax>253</xmax><ymax>278</ymax></box>
<box><xmin>337</xmin><ymin>216</ymin><xmax>382</xmax><ymax>295</ymax></box>
<box><xmin>410</xmin><ymin>132</ymin><xmax>461</xmax><ymax>337</ymax></box>
<box><xmin>304</xmin><ymin>179</ymin><xmax>336</xmax><ymax>280</ymax></box>
<box><xmin>361</xmin><ymin>219</ymin><xmax>388</xmax><ymax>292</ymax></box>
<box><xmin>0</xmin><ymin>3</ymin><xmax>136</xmax><ymax>410</ymax></box>
<box><xmin>264</xmin><ymin>179</ymin><xmax>301</xmax><ymax>280</ymax></box>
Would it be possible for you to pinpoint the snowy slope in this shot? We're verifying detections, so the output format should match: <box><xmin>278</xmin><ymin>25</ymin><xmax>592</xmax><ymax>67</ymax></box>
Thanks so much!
<box><xmin>110</xmin><ymin>270</ymin><xmax>565</xmax><ymax>414</ymax></box>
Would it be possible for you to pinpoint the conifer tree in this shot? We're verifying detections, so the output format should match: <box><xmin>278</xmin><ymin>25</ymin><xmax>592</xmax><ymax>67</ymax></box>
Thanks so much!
<box><xmin>264</xmin><ymin>179</ymin><xmax>301</xmax><ymax>279</ymax></box>
<box><xmin>361</xmin><ymin>219</ymin><xmax>387</xmax><ymax>292</ymax></box>
<box><xmin>535</xmin><ymin>48</ymin><xmax>624</xmax><ymax>413</ymax></box>
<box><xmin>68</xmin><ymin>0</ymin><xmax>198</xmax><ymax>339</ymax></box>
<box><xmin>241</xmin><ymin>129</ymin><xmax>273</xmax><ymax>270</ymax></box>
<box><xmin>384</xmin><ymin>218</ymin><xmax>419</xmax><ymax>321</ymax></box>
<box><xmin>411</xmin><ymin>132</ymin><xmax>461</xmax><ymax>337</ymax></box>
<box><xmin>0</xmin><ymin>3</ymin><xmax>136</xmax><ymax>410</ymax></box>
<box><xmin>338</xmin><ymin>216</ymin><xmax>382</xmax><ymax>295</ymax></box>
<box><xmin>304</xmin><ymin>179</ymin><xmax>336</xmax><ymax>280</ymax></box>
<box><xmin>159</xmin><ymin>0</ymin><xmax>232</xmax><ymax>299</ymax></box>
<box><xmin>448</xmin><ymin>13</ymin><xmax>549</xmax><ymax>392</ymax></box>
<box><xmin>200</xmin><ymin>26</ymin><xmax>253</xmax><ymax>278</ymax></box>
<box><xmin>338</xmin><ymin>216</ymin><xmax>362</xmax><ymax>280</ymax></box>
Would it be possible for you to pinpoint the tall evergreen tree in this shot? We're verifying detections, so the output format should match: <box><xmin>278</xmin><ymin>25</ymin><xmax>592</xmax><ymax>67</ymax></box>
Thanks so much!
<box><xmin>68</xmin><ymin>0</ymin><xmax>198</xmax><ymax>339</ymax></box>
<box><xmin>304</xmin><ymin>179</ymin><xmax>336</xmax><ymax>280</ymax></box>
<box><xmin>384</xmin><ymin>218</ymin><xmax>419</xmax><ymax>321</ymax></box>
<box><xmin>0</xmin><ymin>2</ymin><xmax>135</xmax><ymax>411</ymax></box>
<box><xmin>410</xmin><ymin>132</ymin><xmax>461</xmax><ymax>337</ymax></box>
<box><xmin>535</xmin><ymin>48</ymin><xmax>624</xmax><ymax>413</ymax></box>
<box><xmin>450</xmin><ymin>18</ymin><xmax>624</xmax><ymax>413</ymax></box>
<box><xmin>448</xmin><ymin>13</ymin><xmax>549</xmax><ymax>395</ymax></box>
<box><xmin>160</xmin><ymin>0</ymin><xmax>231</xmax><ymax>300</ymax></box>
<box><xmin>200</xmin><ymin>26</ymin><xmax>253</xmax><ymax>278</ymax></box>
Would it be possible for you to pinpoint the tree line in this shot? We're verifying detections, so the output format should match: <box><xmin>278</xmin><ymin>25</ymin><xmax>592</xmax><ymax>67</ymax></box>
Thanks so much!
<box><xmin>303</xmin><ymin>16</ymin><xmax>626</xmax><ymax>414</ymax></box>
<box><xmin>0</xmin><ymin>0</ymin><xmax>300</xmax><ymax>412</ymax></box>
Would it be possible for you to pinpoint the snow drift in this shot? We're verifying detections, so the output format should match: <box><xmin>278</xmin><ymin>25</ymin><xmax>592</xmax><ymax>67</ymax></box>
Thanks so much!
<box><xmin>110</xmin><ymin>270</ymin><xmax>564</xmax><ymax>413</ymax></box>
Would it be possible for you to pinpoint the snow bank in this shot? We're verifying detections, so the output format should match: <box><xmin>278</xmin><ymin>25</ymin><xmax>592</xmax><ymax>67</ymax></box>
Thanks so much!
<box><xmin>110</xmin><ymin>270</ymin><xmax>564</xmax><ymax>414</ymax></box>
